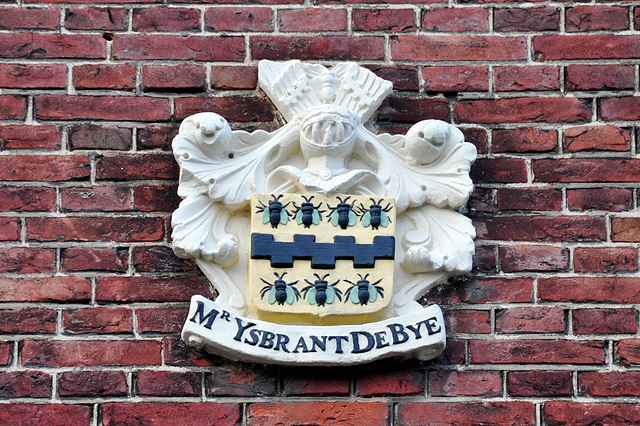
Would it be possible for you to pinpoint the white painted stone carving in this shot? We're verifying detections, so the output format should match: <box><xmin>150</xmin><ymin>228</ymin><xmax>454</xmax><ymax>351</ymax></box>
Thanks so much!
<box><xmin>172</xmin><ymin>60</ymin><xmax>476</xmax><ymax>364</ymax></box>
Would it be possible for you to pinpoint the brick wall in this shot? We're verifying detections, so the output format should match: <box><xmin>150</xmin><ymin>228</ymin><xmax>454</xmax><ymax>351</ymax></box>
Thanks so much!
<box><xmin>1</xmin><ymin>0</ymin><xmax>639</xmax><ymax>424</ymax></box>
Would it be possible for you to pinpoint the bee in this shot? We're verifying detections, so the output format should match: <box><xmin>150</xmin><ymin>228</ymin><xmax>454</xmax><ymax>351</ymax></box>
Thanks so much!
<box><xmin>327</xmin><ymin>196</ymin><xmax>358</xmax><ymax>229</ymax></box>
<box><xmin>344</xmin><ymin>274</ymin><xmax>384</xmax><ymax>306</ymax></box>
<box><xmin>293</xmin><ymin>195</ymin><xmax>324</xmax><ymax>228</ymax></box>
<box><xmin>260</xmin><ymin>272</ymin><xmax>301</xmax><ymax>305</ymax></box>
<box><xmin>256</xmin><ymin>194</ymin><xmax>290</xmax><ymax>228</ymax></box>
<box><xmin>301</xmin><ymin>273</ymin><xmax>342</xmax><ymax>307</ymax></box>
<box><xmin>359</xmin><ymin>198</ymin><xmax>393</xmax><ymax>230</ymax></box>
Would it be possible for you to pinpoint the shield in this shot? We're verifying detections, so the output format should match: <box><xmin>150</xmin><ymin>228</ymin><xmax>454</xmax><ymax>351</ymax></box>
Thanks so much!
<box><xmin>248</xmin><ymin>193</ymin><xmax>395</xmax><ymax>325</ymax></box>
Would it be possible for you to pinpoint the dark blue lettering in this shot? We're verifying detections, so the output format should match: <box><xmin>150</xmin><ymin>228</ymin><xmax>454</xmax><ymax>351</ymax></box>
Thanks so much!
<box><xmin>375</xmin><ymin>330</ymin><xmax>390</xmax><ymax>349</ymax></box>
<box><xmin>387</xmin><ymin>323</ymin><xmax>409</xmax><ymax>345</ymax></box>
<box><xmin>244</xmin><ymin>328</ymin><xmax>261</xmax><ymax>346</ymax></box>
<box><xmin>292</xmin><ymin>336</ymin><xmax>310</xmax><ymax>353</ymax></box>
<box><xmin>233</xmin><ymin>317</ymin><xmax>257</xmax><ymax>342</ymax></box>
<box><xmin>351</xmin><ymin>331</ymin><xmax>374</xmax><ymax>354</ymax></box>
<box><xmin>189</xmin><ymin>301</ymin><xmax>218</xmax><ymax>329</ymax></box>
<box><xmin>275</xmin><ymin>334</ymin><xmax>290</xmax><ymax>352</ymax></box>
<box><xmin>259</xmin><ymin>331</ymin><xmax>275</xmax><ymax>349</ymax></box>
<box><xmin>328</xmin><ymin>335</ymin><xmax>349</xmax><ymax>354</ymax></box>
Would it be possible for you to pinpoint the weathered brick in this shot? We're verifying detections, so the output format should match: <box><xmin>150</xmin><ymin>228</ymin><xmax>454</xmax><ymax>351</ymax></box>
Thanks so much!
<box><xmin>496</xmin><ymin>307</ymin><xmax>565</xmax><ymax>334</ymax></box>
<box><xmin>112</xmin><ymin>35</ymin><xmax>245</xmax><ymax>61</ymax></box>
<box><xmin>0</xmin><ymin>95</ymin><xmax>26</xmax><ymax>120</ymax></box>
<box><xmin>573</xmin><ymin>309</ymin><xmax>637</xmax><ymax>335</ymax></box>
<box><xmin>358</xmin><ymin>370</ymin><xmax>424</xmax><ymax>396</ymax></box>
<box><xmin>137</xmin><ymin>371</ymin><xmax>200</xmax><ymax>396</ymax></box>
<box><xmin>208</xmin><ymin>365</ymin><xmax>277</xmax><ymax>396</ymax></box>
<box><xmin>398</xmin><ymin>402</ymin><xmax>534</xmax><ymax>426</ymax></box>
<box><xmin>280</xmin><ymin>8</ymin><xmax>347</xmax><ymax>32</ymax></box>
<box><xmin>22</xmin><ymin>340</ymin><xmax>161</xmax><ymax>367</ymax></box>
<box><xmin>468</xmin><ymin>188</ymin><xmax>493</xmax><ymax>213</ymax></box>
<box><xmin>566</xmin><ymin>6</ymin><xmax>629</xmax><ymax>32</ymax></box>
<box><xmin>0</xmin><ymin>276</ymin><xmax>91</xmax><ymax>302</ymax></box>
<box><xmin>421</xmin><ymin>8</ymin><xmax>488</xmax><ymax>32</ymax></box>
<box><xmin>136</xmin><ymin>307</ymin><xmax>188</xmax><ymax>334</ymax></box>
<box><xmin>461</xmin><ymin>127</ymin><xmax>488</xmax><ymax>154</ymax></box>
<box><xmin>534</xmin><ymin>35</ymin><xmax>640</xmax><ymax>60</ymax></box>
<box><xmin>508</xmin><ymin>371</ymin><xmax>571</xmax><ymax>397</ymax></box>
<box><xmin>133</xmin><ymin>7</ymin><xmax>200</xmax><ymax>31</ymax></box>
<box><xmin>430</xmin><ymin>371</ymin><xmax>501</xmax><ymax>397</ymax></box>
<box><xmin>427</xmin><ymin>277</ymin><xmax>533</xmax><ymax>305</ymax></box>
<box><xmin>281</xmin><ymin>369</ymin><xmax>349</xmax><ymax>396</ymax></box>
<box><xmin>580</xmin><ymin>372</ymin><xmax>640</xmax><ymax>397</ymax></box>
<box><xmin>499</xmin><ymin>245</ymin><xmax>568</xmax><ymax>272</ymax></box>
<box><xmin>0</xmin><ymin>7</ymin><xmax>59</xmax><ymax>30</ymax></box>
<box><xmin>539</xmin><ymin>277</ymin><xmax>640</xmax><ymax>303</ymax></box>
<box><xmin>535</xmin><ymin>159</ymin><xmax>640</xmax><ymax>183</ymax></box>
<box><xmin>97</xmin><ymin>276</ymin><xmax>212</xmax><ymax>302</ymax></box>
<box><xmin>473</xmin><ymin>245</ymin><xmax>496</xmax><ymax>272</ymax></box>
<box><xmin>378</xmin><ymin>96</ymin><xmax>449</xmax><ymax>122</ymax></box>
<box><xmin>205</xmin><ymin>7</ymin><xmax>272</xmax><ymax>32</ymax></box>
<box><xmin>0</xmin><ymin>309</ymin><xmax>56</xmax><ymax>334</ymax></box>
<box><xmin>544</xmin><ymin>402</ymin><xmax>640</xmax><ymax>425</ymax></box>
<box><xmin>134</xmin><ymin>185</ymin><xmax>180</xmax><ymax>212</ymax></box>
<box><xmin>564</xmin><ymin>125</ymin><xmax>629</xmax><ymax>152</ymax></box>
<box><xmin>391</xmin><ymin>35</ymin><xmax>525</xmax><ymax>61</ymax></box>
<box><xmin>0</xmin><ymin>371</ymin><xmax>50</xmax><ymax>398</ymax></box>
<box><xmin>567</xmin><ymin>188</ymin><xmax>632</xmax><ymax>212</ymax></box>
<box><xmin>103</xmin><ymin>403</ymin><xmax>239</xmax><ymax>426</ymax></box>
<box><xmin>444</xmin><ymin>309</ymin><xmax>491</xmax><ymax>334</ymax></box>
<box><xmin>0</xmin><ymin>405</ymin><xmax>90</xmax><ymax>426</ymax></box>
<box><xmin>617</xmin><ymin>339</ymin><xmax>640</xmax><ymax>365</ymax></box>
<box><xmin>137</xmin><ymin>125</ymin><xmax>177</xmax><ymax>151</ymax></box>
<box><xmin>353</xmin><ymin>8</ymin><xmax>415</xmax><ymax>32</ymax></box>
<box><xmin>253</xmin><ymin>36</ymin><xmax>385</xmax><ymax>60</ymax></box>
<box><xmin>65</xmin><ymin>7</ymin><xmax>127</xmax><ymax>30</ymax></box>
<box><xmin>62</xmin><ymin>247</ymin><xmax>128</xmax><ymax>272</ymax></box>
<box><xmin>567</xmin><ymin>64</ymin><xmax>634</xmax><ymax>91</ymax></box>
<box><xmin>211</xmin><ymin>65</ymin><xmax>258</xmax><ymax>90</ymax></box>
<box><xmin>471</xmin><ymin>340</ymin><xmax>605</xmax><ymax>364</ymax></box>
<box><xmin>61</xmin><ymin>186</ymin><xmax>131</xmax><ymax>212</ymax></box>
<box><xmin>0</xmin><ymin>64</ymin><xmax>66</xmax><ymax>89</ymax></box>
<box><xmin>494</xmin><ymin>66</ymin><xmax>559</xmax><ymax>92</ymax></box>
<box><xmin>0</xmin><ymin>155</ymin><xmax>90</xmax><ymax>182</ymax></box>
<box><xmin>493</xmin><ymin>128</ymin><xmax>557</xmax><ymax>153</ymax></box>
<box><xmin>0</xmin><ymin>187</ymin><xmax>56</xmax><ymax>212</ymax></box>
<box><xmin>470</xmin><ymin>158</ymin><xmax>527</xmax><ymax>183</ymax></box>
<box><xmin>96</xmin><ymin>154</ymin><xmax>178</xmax><ymax>180</ymax></box>
<box><xmin>476</xmin><ymin>216</ymin><xmax>606</xmax><ymax>242</ymax></box>
<box><xmin>0</xmin><ymin>218</ymin><xmax>20</xmax><ymax>241</ymax></box>
<box><xmin>423</xmin><ymin>66</ymin><xmax>488</xmax><ymax>92</ymax></box>
<box><xmin>498</xmin><ymin>188</ymin><xmax>561</xmax><ymax>211</ymax></box>
<box><xmin>0</xmin><ymin>125</ymin><xmax>61</xmax><ymax>150</ymax></box>
<box><xmin>58</xmin><ymin>371</ymin><xmax>127</xmax><ymax>397</ymax></box>
<box><xmin>175</xmin><ymin>97</ymin><xmax>274</xmax><ymax>122</ymax></box>
<box><xmin>574</xmin><ymin>247</ymin><xmax>637</xmax><ymax>273</ymax></box>
<box><xmin>133</xmin><ymin>246</ymin><xmax>193</xmax><ymax>273</ymax></box>
<box><xmin>364</xmin><ymin>65</ymin><xmax>417</xmax><ymax>92</ymax></box>
<box><xmin>73</xmin><ymin>64</ymin><xmax>136</xmax><ymax>90</ymax></box>
<box><xmin>457</xmin><ymin>98</ymin><xmax>590</xmax><ymax>124</ymax></box>
<box><xmin>64</xmin><ymin>307</ymin><xmax>133</xmax><ymax>334</ymax></box>
<box><xmin>69</xmin><ymin>124</ymin><xmax>132</xmax><ymax>151</ymax></box>
<box><xmin>0</xmin><ymin>33</ymin><xmax>105</xmax><ymax>59</ymax></box>
<box><xmin>248</xmin><ymin>402</ymin><xmax>389</xmax><ymax>426</ymax></box>
<box><xmin>28</xmin><ymin>216</ymin><xmax>162</xmax><ymax>242</ymax></box>
<box><xmin>0</xmin><ymin>343</ymin><xmax>9</xmax><ymax>366</ymax></box>
<box><xmin>612</xmin><ymin>217</ymin><xmax>640</xmax><ymax>242</ymax></box>
<box><xmin>164</xmin><ymin>337</ymin><xmax>214</xmax><ymax>367</ymax></box>
<box><xmin>495</xmin><ymin>7</ymin><xmax>559</xmax><ymax>32</ymax></box>
<box><xmin>143</xmin><ymin>64</ymin><xmax>206</xmax><ymax>92</ymax></box>
<box><xmin>0</xmin><ymin>248</ymin><xmax>55</xmax><ymax>274</ymax></box>
<box><xmin>600</xmin><ymin>97</ymin><xmax>640</xmax><ymax>121</ymax></box>
<box><xmin>36</xmin><ymin>95</ymin><xmax>171</xmax><ymax>121</ymax></box>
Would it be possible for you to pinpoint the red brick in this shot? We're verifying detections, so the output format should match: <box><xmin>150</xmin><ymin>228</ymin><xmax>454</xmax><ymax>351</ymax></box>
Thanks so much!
<box><xmin>358</xmin><ymin>370</ymin><xmax>423</xmax><ymax>396</ymax></box>
<box><xmin>0</xmin><ymin>343</ymin><xmax>9</xmax><ymax>365</ymax></box>
<box><xmin>430</xmin><ymin>371</ymin><xmax>500</xmax><ymax>397</ymax></box>
<box><xmin>64</xmin><ymin>307</ymin><xmax>133</xmax><ymax>334</ymax></box>
<box><xmin>97</xmin><ymin>276</ymin><xmax>212</xmax><ymax>302</ymax></box>
<box><xmin>0</xmin><ymin>155</ymin><xmax>90</xmax><ymax>182</ymax></box>
<box><xmin>0</xmin><ymin>248</ymin><xmax>55</xmax><ymax>274</ymax></box>
<box><xmin>61</xmin><ymin>186</ymin><xmax>130</xmax><ymax>212</ymax></box>
<box><xmin>473</xmin><ymin>245</ymin><xmax>496</xmax><ymax>272</ymax></box>
<box><xmin>580</xmin><ymin>372</ymin><xmax>640</xmax><ymax>397</ymax></box>
<box><xmin>566</xmin><ymin>6</ymin><xmax>629</xmax><ymax>32</ymax></box>
<box><xmin>617</xmin><ymin>339</ymin><xmax>640</xmax><ymax>365</ymax></box>
<box><xmin>378</xmin><ymin>96</ymin><xmax>449</xmax><ymax>122</ymax></box>
<box><xmin>493</xmin><ymin>128</ymin><xmax>556</xmax><ymax>153</ymax></box>
<box><xmin>367</xmin><ymin>65</ymin><xmax>419</xmax><ymax>92</ymax></box>
<box><xmin>0</xmin><ymin>405</ymin><xmax>90</xmax><ymax>426</ymax></box>
<box><xmin>0</xmin><ymin>371</ymin><xmax>50</xmax><ymax>398</ymax></box>
<box><xmin>0</xmin><ymin>7</ymin><xmax>59</xmax><ymax>30</ymax></box>
<box><xmin>0</xmin><ymin>125</ymin><xmax>61</xmax><ymax>150</ymax></box>
<box><xmin>133</xmin><ymin>7</ymin><xmax>200</xmax><ymax>31</ymax></box>
<box><xmin>0</xmin><ymin>64</ymin><xmax>66</xmax><ymax>89</ymax></box>
<box><xmin>567</xmin><ymin>64</ymin><xmax>634</xmax><ymax>91</ymax></box>
<box><xmin>422</xmin><ymin>8</ymin><xmax>488</xmax><ymax>32</ymax></box>
<box><xmin>444</xmin><ymin>309</ymin><xmax>491</xmax><ymax>334</ymax></box>
<box><xmin>28</xmin><ymin>217</ymin><xmax>163</xmax><ymax>242</ymax></box>
<box><xmin>573</xmin><ymin>308</ymin><xmax>637</xmax><ymax>335</ymax></box>
<box><xmin>69</xmin><ymin>124</ymin><xmax>132</xmax><ymax>151</ymax></box>
<box><xmin>391</xmin><ymin>35</ymin><xmax>525</xmax><ymax>61</ymax></box>
<box><xmin>22</xmin><ymin>340</ymin><xmax>161</xmax><ymax>367</ymax></box>
<box><xmin>423</xmin><ymin>66</ymin><xmax>488</xmax><ymax>92</ymax></box>
<box><xmin>58</xmin><ymin>371</ymin><xmax>127</xmax><ymax>397</ymax></box>
<box><xmin>133</xmin><ymin>246</ymin><xmax>193</xmax><ymax>273</ymax></box>
<box><xmin>0</xmin><ymin>33</ymin><xmax>105</xmax><ymax>59</ymax></box>
<box><xmin>175</xmin><ymin>97</ymin><xmax>274</xmax><ymax>122</ymax></box>
<box><xmin>600</xmin><ymin>97</ymin><xmax>640</xmax><ymax>121</ymax></box>
<box><xmin>0</xmin><ymin>95</ymin><xmax>26</xmax><ymax>119</ymax></box>
<box><xmin>457</xmin><ymin>98</ymin><xmax>590</xmax><ymax>124</ymax></box>
<box><xmin>208</xmin><ymin>365</ymin><xmax>277</xmax><ymax>396</ymax></box>
<box><xmin>534</xmin><ymin>35</ymin><xmax>640</xmax><ymax>60</ymax></box>
<box><xmin>205</xmin><ymin>7</ymin><xmax>272</xmax><ymax>32</ymax></box>
<box><xmin>103</xmin><ymin>403</ymin><xmax>239</xmax><ymax>426</ymax></box>
<box><xmin>0</xmin><ymin>187</ymin><xmax>55</xmax><ymax>212</ymax></box>
<box><xmin>499</xmin><ymin>245</ymin><xmax>568</xmax><ymax>272</ymax></box>
<box><xmin>495</xmin><ymin>7</ymin><xmax>559</xmax><ymax>32</ymax></box>
<box><xmin>211</xmin><ymin>65</ymin><xmax>258</xmax><ymax>90</ymax></box>
<box><xmin>112</xmin><ymin>35</ymin><xmax>245</xmax><ymax>61</ymax></box>
<box><xmin>439</xmin><ymin>339</ymin><xmax>465</xmax><ymax>365</ymax></box>
<box><xmin>468</xmin><ymin>188</ymin><xmax>493</xmax><ymax>213</ymax></box>
<box><xmin>252</xmin><ymin>36</ymin><xmax>384</xmax><ymax>60</ymax></box>
<box><xmin>137</xmin><ymin>371</ymin><xmax>200</xmax><ymax>396</ymax></box>
<box><xmin>398</xmin><ymin>402</ymin><xmax>534</xmax><ymax>426</ymax></box>
<box><xmin>461</xmin><ymin>127</ymin><xmax>488</xmax><ymax>153</ymax></box>
<box><xmin>567</xmin><ymin>188</ymin><xmax>632</xmax><ymax>212</ymax></box>
<box><xmin>535</xmin><ymin>159</ymin><xmax>640</xmax><ymax>183</ymax></box>
<box><xmin>612</xmin><ymin>217</ymin><xmax>640</xmax><ymax>242</ymax></box>
<box><xmin>427</xmin><ymin>277</ymin><xmax>533</xmax><ymax>304</ymax></box>
<box><xmin>36</xmin><ymin>95</ymin><xmax>170</xmax><ymax>121</ymax></box>
<box><xmin>496</xmin><ymin>307</ymin><xmax>565</xmax><ymax>334</ymax></box>
<box><xmin>471</xmin><ymin>340</ymin><xmax>605</xmax><ymax>364</ymax></box>
<box><xmin>96</xmin><ymin>154</ymin><xmax>178</xmax><ymax>180</ymax></box>
<box><xmin>476</xmin><ymin>216</ymin><xmax>606</xmax><ymax>242</ymax></box>
<box><xmin>281</xmin><ymin>370</ymin><xmax>349</xmax><ymax>396</ymax></box>
<box><xmin>248</xmin><ymin>402</ymin><xmax>389</xmax><ymax>426</ymax></box>
<box><xmin>508</xmin><ymin>370</ymin><xmax>571</xmax><ymax>397</ymax></box>
<box><xmin>134</xmin><ymin>185</ymin><xmax>180</xmax><ymax>212</ymax></box>
<box><xmin>0</xmin><ymin>309</ymin><xmax>56</xmax><ymax>334</ymax></box>
<box><xmin>317</xmin><ymin>0</ymin><xmax>441</xmax><ymax>3</ymax></box>
<box><xmin>0</xmin><ymin>218</ymin><xmax>19</xmax><ymax>241</ymax></box>
<box><xmin>137</xmin><ymin>307</ymin><xmax>188</xmax><ymax>334</ymax></box>
<box><xmin>353</xmin><ymin>8</ymin><xmax>415</xmax><ymax>32</ymax></box>
<box><xmin>143</xmin><ymin>64</ymin><xmax>206</xmax><ymax>91</ymax></box>
<box><xmin>73</xmin><ymin>64</ymin><xmax>136</xmax><ymax>90</ymax></box>
<box><xmin>494</xmin><ymin>66</ymin><xmax>558</xmax><ymax>92</ymax></box>
<box><xmin>539</xmin><ymin>277</ymin><xmax>640</xmax><ymax>303</ymax></box>
<box><xmin>65</xmin><ymin>7</ymin><xmax>127</xmax><ymax>30</ymax></box>
<box><xmin>544</xmin><ymin>402</ymin><xmax>640</xmax><ymax>425</ymax></box>
<box><xmin>63</xmin><ymin>247</ymin><xmax>128</xmax><ymax>272</ymax></box>
<box><xmin>470</xmin><ymin>158</ymin><xmax>527</xmax><ymax>183</ymax></box>
<box><xmin>0</xmin><ymin>276</ymin><xmax>91</xmax><ymax>302</ymax></box>
<box><xmin>564</xmin><ymin>125</ymin><xmax>629</xmax><ymax>152</ymax></box>
<box><xmin>164</xmin><ymin>337</ymin><xmax>214</xmax><ymax>367</ymax></box>
<box><xmin>574</xmin><ymin>247</ymin><xmax>637</xmax><ymax>273</ymax></box>
<box><xmin>280</xmin><ymin>8</ymin><xmax>347</xmax><ymax>32</ymax></box>
<box><xmin>498</xmin><ymin>188</ymin><xmax>561</xmax><ymax>211</ymax></box>
<box><xmin>137</xmin><ymin>124</ymin><xmax>178</xmax><ymax>150</ymax></box>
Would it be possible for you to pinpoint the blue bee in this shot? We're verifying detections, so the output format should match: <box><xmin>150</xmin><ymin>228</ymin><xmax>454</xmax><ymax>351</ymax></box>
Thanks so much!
<box><xmin>344</xmin><ymin>274</ymin><xmax>384</xmax><ymax>306</ymax></box>
<box><xmin>359</xmin><ymin>198</ymin><xmax>393</xmax><ymax>230</ymax></box>
<box><xmin>260</xmin><ymin>272</ymin><xmax>301</xmax><ymax>305</ymax></box>
<box><xmin>301</xmin><ymin>273</ymin><xmax>342</xmax><ymax>307</ymax></box>
<box><xmin>256</xmin><ymin>194</ymin><xmax>290</xmax><ymax>228</ymax></box>
<box><xmin>293</xmin><ymin>195</ymin><xmax>324</xmax><ymax>228</ymax></box>
<box><xmin>327</xmin><ymin>196</ymin><xmax>358</xmax><ymax>229</ymax></box>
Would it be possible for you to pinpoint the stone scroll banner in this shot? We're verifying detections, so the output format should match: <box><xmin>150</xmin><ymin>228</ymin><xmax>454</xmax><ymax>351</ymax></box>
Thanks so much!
<box><xmin>182</xmin><ymin>295</ymin><xmax>445</xmax><ymax>366</ymax></box>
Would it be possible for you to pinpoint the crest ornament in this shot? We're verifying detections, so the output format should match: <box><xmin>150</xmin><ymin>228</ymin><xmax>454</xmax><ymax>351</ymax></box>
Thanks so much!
<box><xmin>173</xmin><ymin>60</ymin><xmax>477</xmax><ymax>365</ymax></box>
